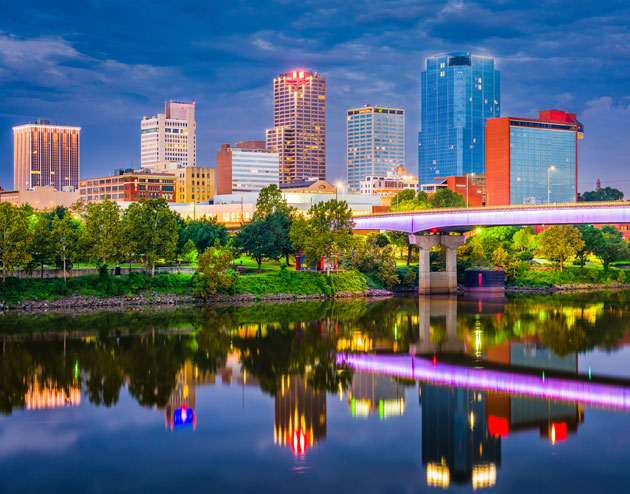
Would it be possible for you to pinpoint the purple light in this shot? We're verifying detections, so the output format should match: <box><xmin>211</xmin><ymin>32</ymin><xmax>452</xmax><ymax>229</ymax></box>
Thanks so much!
<box><xmin>353</xmin><ymin>205</ymin><xmax>630</xmax><ymax>233</ymax></box>
<box><xmin>336</xmin><ymin>353</ymin><xmax>630</xmax><ymax>410</ymax></box>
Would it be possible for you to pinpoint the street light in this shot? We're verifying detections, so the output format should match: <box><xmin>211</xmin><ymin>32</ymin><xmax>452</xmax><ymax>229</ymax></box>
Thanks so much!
<box><xmin>547</xmin><ymin>166</ymin><xmax>556</xmax><ymax>204</ymax></box>
<box><xmin>336</xmin><ymin>182</ymin><xmax>344</xmax><ymax>201</ymax></box>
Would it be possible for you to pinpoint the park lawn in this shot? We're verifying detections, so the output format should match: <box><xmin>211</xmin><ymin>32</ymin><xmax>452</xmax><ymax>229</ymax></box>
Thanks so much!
<box><xmin>232</xmin><ymin>255</ymin><xmax>296</xmax><ymax>273</ymax></box>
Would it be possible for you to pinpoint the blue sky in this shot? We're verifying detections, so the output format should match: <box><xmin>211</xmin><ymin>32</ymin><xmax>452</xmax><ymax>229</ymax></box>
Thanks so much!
<box><xmin>1</xmin><ymin>0</ymin><xmax>629</xmax><ymax>193</ymax></box>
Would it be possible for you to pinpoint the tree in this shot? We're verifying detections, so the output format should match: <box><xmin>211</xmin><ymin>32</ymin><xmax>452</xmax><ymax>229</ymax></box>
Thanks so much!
<box><xmin>536</xmin><ymin>225</ymin><xmax>584</xmax><ymax>271</ymax></box>
<box><xmin>0</xmin><ymin>203</ymin><xmax>32</xmax><ymax>283</ymax></box>
<box><xmin>429</xmin><ymin>188</ymin><xmax>466</xmax><ymax>209</ymax></box>
<box><xmin>491</xmin><ymin>244</ymin><xmax>509</xmax><ymax>268</ymax></box>
<box><xmin>234</xmin><ymin>215</ymin><xmax>283</xmax><ymax>273</ymax></box>
<box><xmin>592</xmin><ymin>225</ymin><xmax>628</xmax><ymax>271</ymax></box>
<box><xmin>194</xmin><ymin>242</ymin><xmax>236</xmax><ymax>297</ymax></box>
<box><xmin>82</xmin><ymin>199</ymin><xmax>126</xmax><ymax>269</ymax></box>
<box><xmin>181</xmin><ymin>239</ymin><xmax>198</xmax><ymax>263</ymax></box>
<box><xmin>348</xmin><ymin>236</ymin><xmax>399</xmax><ymax>288</ymax></box>
<box><xmin>29</xmin><ymin>215</ymin><xmax>53</xmax><ymax>278</ymax></box>
<box><xmin>390</xmin><ymin>190</ymin><xmax>430</xmax><ymax>212</ymax></box>
<box><xmin>125</xmin><ymin>198</ymin><xmax>178</xmax><ymax>278</ymax></box>
<box><xmin>179</xmin><ymin>216</ymin><xmax>228</xmax><ymax>253</ymax></box>
<box><xmin>579</xmin><ymin>187</ymin><xmax>623</xmax><ymax>202</ymax></box>
<box><xmin>255</xmin><ymin>185</ymin><xmax>295</xmax><ymax>264</ymax></box>
<box><xmin>289</xmin><ymin>200</ymin><xmax>355</xmax><ymax>269</ymax></box>
<box><xmin>50</xmin><ymin>215</ymin><xmax>80</xmax><ymax>282</ymax></box>
<box><xmin>512</xmin><ymin>227</ymin><xmax>536</xmax><ymax>252</ymax></box>
<box><xmin>575</xmin><ymin>225</ymin><xmax>605</xmax><ymax>267</ymax></box>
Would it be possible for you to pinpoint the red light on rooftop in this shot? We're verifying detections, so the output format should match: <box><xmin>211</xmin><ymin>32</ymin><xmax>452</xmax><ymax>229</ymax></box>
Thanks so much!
<box><xmin>488</xmin><ymin>415</ymin><xmax>509</xmax><ymax>437</ymax></box>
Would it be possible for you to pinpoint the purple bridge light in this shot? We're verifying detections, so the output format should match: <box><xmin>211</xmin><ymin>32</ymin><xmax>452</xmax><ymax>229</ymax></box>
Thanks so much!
<box><xmin>336</xmin><ymin>352</ymin><xmax>630</xmax><ymax>410</ymax></box>
<box><xmin>352</xmin><ymin>203</ymin><xmax>630</xmax><ymax>233</ymax></box>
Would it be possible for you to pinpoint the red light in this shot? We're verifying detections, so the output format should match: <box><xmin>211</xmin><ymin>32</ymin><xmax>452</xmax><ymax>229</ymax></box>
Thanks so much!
<box><xmin>431</xmin><ymin>227</ymin><xmax>438</xmax><ymax>233</ymax></box>
<box><xmin>478</xmin><ymin>273</ymin><xmax>482</xmax><ymax>286</ymax></box>
<box><xmin>488</xmin><ymin>415</ymin><xmax>509</xmax><ymax>437</ymax></box>
<box><xmin>551</xmin><ymin>422</ymin><xmax>567</xmax><ymax>441</ymax></box>
<box><xmin>433</xmin><ymin>354</ymin><xmax>437</xmax><ymax>367</ymax></box>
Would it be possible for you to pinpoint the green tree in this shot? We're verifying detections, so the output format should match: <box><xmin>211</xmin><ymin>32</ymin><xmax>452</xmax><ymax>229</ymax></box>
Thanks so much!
<box><xmin>491</xmin><ymin>244</ymin><xmax>509</xmax><ymax>268</ymax></box>
<box><xmin>179</xmin><ymin>216</ymin><xmax>228</xmax><ymax>253</ymax></box>
<box><xmin>234</xmin><ymin>215</ymin><xmax>283</xmax><ymax>273</ymax></box>
<box><xmin>82</xmin><ymin>199</ymin><xmax>126</xmax><ymax>269</ymax></box>
<box><xmin>429</xmin><ymin>188</ymin><xmax>466</xmax><ymax>209</ymax></box>
<box><xmin>579</xmin><ymin>187</ymin><xmax>623</xmax><ymax>202</ymax></box>
<box><xmin>29</xmin><ymin>215</ymin><xmax>53</xmax><ymax>278</ymax></box>
<box><xmin>512</xmin><ymin>227</ymin><xmax>536</xmax><ymax>252</ymax></box>
<box><xmin>348</xmin><ymin>236</ymin><xmax>399</xmax><ymax>288</ymax></box>
<box><xmin>193</xmin><ymin>242</ymin><xmax>236</xmax><ymax>297</ymax></box>
<box><xmin>592</xmin><ymin>225</ymin><xmax>628</xmax><ymax>271</ymax></box>
<box><xmin>389</xmin><ymin>190</ymin><xmax>431</xmax><ymax>212</ymax></box>
<box><xmin>0</xmin><ymin>204</ymin><xmax>33</xmax><ymax>283</ymax></box>
<box><xmin>536</xmin><ymin>225</ymin><xmax>585</xmax><ymax>271</ymax></box>
<box><xmin>50</xmin><ymin>215</ymin><xmax>80</xmax><ymax>282</ymax></box>
<box><xmin>125</xmin><ymin>198</ymin><xmax>178</xmax><ymax>278</ymax></box>
<box><xmin>181</xmin><ymin>238</ymin><xmax>198</xmax><ymax>263</ymax></box>
<box><xmin>575</xmin><ymin>225</ymin><xmax>605</xmax><ymax>268</ymax></box>
<box><xmin>255</xmin><ymin>185</ymin><xmax>295</xmax><ymax>264</ymax></box>
<box><xmin>289</xmin><ymin>200</ymin><xmax>355</xmax><ymax>269</ymax></box>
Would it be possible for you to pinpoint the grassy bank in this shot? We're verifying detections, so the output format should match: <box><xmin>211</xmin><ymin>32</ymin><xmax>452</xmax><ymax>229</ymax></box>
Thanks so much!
<box><xmin>509</xmin><ymin>266</ymin><xmax>624</xmax><ymax>287</ymax></box>
<box><xmin>0</xmin><ymin>270</ymin><xmax>369</xmax><ymax>305</ymax></box>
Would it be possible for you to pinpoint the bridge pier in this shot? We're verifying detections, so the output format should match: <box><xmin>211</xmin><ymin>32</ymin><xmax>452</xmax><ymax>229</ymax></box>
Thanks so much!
<box><xmin>409</xmin><ymin>234</ymin><xmax>466</xmax><ymax>294</ymax></box>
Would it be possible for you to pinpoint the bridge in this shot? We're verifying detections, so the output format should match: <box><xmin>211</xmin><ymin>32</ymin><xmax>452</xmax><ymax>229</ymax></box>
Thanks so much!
<box><xmin>352</xmin><ymin>202</ymin><xmax>630</xmax><ymax>294</ymax></box>
<box><xmin>336</xmin><ymin>352</ymin><xmax>630</xmax><ymax>411</ymax></box>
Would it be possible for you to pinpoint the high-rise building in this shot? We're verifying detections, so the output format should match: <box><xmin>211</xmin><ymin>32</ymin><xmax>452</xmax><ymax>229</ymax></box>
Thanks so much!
<box><xmin>216</xmin><ymin>141</ymin><xmax>279</xmax><ymax>194</ymax></box>
<box><xmin>418</xmin><ymin>52</ymin><xmax>500</xmax><ymax>184</ymax></box>
<box><xmin>359</xmin><ymin>167</ymin><xmax>418</xmax><ymax>196</ymax></box>
<box><xmin>266</xmin><ymin>71</ymin><xmax>326</xmax><ymax>184</ymax></box>
<box><xmin>13</xmin><ymin>119</ymin><xmax>80</xmax><ymax>191</ymax></box>
<box><xmin>347</xmin><ymin>105</ymin><xmax>405</xmax><ymax>192</ymax></box>
<box><xmin>485</xmin><ymin>110</ymin><xmax>583</xmax><ymax>206</ymax></box>
<box><xmin>141</xmin><ymin>101</ymin><xmax>196</xmax><ymax>169</ymax></box>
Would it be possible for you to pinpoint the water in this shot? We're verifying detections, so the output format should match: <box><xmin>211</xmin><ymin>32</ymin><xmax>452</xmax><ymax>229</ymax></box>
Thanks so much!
<box><xmin>1</xmin><ymin>293</ymin><xmax>629</xmax><ymax>493</ymax></box>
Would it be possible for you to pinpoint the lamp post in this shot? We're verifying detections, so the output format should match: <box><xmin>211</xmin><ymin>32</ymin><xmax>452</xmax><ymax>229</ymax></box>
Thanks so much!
<box><xmin>547</xmin><ymin>166</ymin><xmax>556</xmax><ymax>204</ymax></box>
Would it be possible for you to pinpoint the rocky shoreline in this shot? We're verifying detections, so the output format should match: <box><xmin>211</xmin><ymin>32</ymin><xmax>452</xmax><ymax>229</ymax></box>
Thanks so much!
<box><xmin>0</xmin><ymin>288</ymin><xmax>396</xmax><ymax>313</ymax></box>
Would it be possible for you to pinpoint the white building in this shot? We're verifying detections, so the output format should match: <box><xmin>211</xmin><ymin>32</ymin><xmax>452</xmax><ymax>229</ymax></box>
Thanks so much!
<box><xmin>359</xmin><ymin>168</ymin><xmax>418</xmax><ymax>196</ymax></box>
<box><xmin>216</xmin><ymin>141</ymin><xmax>279</xmax><ymax>194</ymax></box>
<box><xmin>141</xmin><ymin>101</ymin><xmax>196</xmax><ymax>169</ymax></box>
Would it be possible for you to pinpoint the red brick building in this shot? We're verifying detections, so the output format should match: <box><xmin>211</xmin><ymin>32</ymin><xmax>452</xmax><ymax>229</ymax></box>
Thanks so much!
<box><xmin>79</xmin><ymin>169</ymin><xmax>176</xmax><ymax>203</ymax></box>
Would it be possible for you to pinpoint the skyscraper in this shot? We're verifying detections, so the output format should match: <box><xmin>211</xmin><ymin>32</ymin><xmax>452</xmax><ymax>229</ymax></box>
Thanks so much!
<box><xmin>141</xmin><ymin>101</ymin><xmax>196</xmax><ymax>169</ymax></box>
<box><xmin>347</xmin><ymin>105</ymin><xmax>405</xmax><ymax>192</ymax></box>
<box><xmin>485</xmin><ymin>110</ymin><xmax>583</xmax><ymax>205</ymax></box>
<box><xmin>266</xmin><ymin>71</ymin><xmax>326</xmax><ymax>184</ymax></box>
<box><xmin>13</xmin><ymin>120</ymin><xmax>80</xmax><ymax>191</ymax></box>
<box><xmin>418</xmin><ymin>52</ymin><xmax>500</xmax><ymax>184</ymax></box>
<box><xmin>216</xmin><ymin>141</ymin><xmax>279</xmax><ymax>194</ymax></box>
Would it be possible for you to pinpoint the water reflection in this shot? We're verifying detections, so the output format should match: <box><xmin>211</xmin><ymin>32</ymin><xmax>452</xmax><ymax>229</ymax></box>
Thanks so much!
<box><xmin>1</xmin><ymin>293</ymin><xmax>630</xmax><ymax>492</ymax></box>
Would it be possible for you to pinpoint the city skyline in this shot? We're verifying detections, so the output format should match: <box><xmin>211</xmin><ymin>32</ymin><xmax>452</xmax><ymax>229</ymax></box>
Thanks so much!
<box><xmin>0</xmin><ymin>2</ymin><xmax>628</xmax><ymax>194</ymax></box>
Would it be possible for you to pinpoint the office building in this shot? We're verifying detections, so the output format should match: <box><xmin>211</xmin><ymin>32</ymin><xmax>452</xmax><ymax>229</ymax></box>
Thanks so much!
<box><xmin>418</xmin><ymin>52</ymin><xmax>500</xmax><ymax>184</ymax></box>
<box><xmin>347</xmin><ymin>105</ymin><xmax>405</xmax><ymax>192</ymax></box>
<box><xmin>420</xmin><ymin>175</ymin><xmax>483</xmax><ymax>207</ymax></box>
<box><xmin>13</xmin><ymin>119</ymin><xmax>80</xmax><ymax>191</ymax></box>
<box><xmin>141</xmin><ymin>101</ymin><xmax>196</xmax><ymax>169</ymax></box>
<box><xmin>485</xmin><ymin>110</ymin><xmax>583</xmax><ymax>206</ymax></box>
<box><xmin>216</xmin><ymin>141</ymin><xmax>279</xmax><ymax>194</ymax></box>
<box><xmin>359</xmin><ymin>168</ymin><xmax>418</xmax><ymax>196</ymax></box>
<box><xmin>79</xmin><ymin>169</ymin><xmax>176</xmax><ymax>203</ymax></box>
<box><xmin>154</xmin><ymin>161</ymin><xmax>215</xmax><ymax>203</ymax></box>
<box><xmin>266</xmin><ymin>71</ymin><xmax>326</xmax><ymax>184</ymax></box>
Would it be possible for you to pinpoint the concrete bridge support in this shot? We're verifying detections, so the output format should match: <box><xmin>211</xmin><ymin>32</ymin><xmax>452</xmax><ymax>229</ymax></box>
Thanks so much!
<box><xmin>417</xmin><ymin>296</ymin><xmax>463</xmax><ymax>354</ymax></box>
<box><xmin>409</xmin><ymin>234</ymin><xmax>466</xmax><ymax>294</ymax></box>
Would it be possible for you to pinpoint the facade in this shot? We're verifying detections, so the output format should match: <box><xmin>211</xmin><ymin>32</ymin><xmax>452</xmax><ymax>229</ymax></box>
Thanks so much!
<box><xmin>216</xmin><ymin>141</ymin><xmax>279</xmax><ymax>194</ymax></box>
<box><xmin>266</xmin><ymin>71</ymin><xmax>326</xmax><ymax>184</ymax></box>
<box><xmin>13</xmin><ymin>119</ymin><xmax>80</xmax><ymax>191</ymax></box>
<box><xmin>79</xmin><ymin>169</ymin><xmax>176</xmax><ymax>203</ymax></box>
<box><xmin>420</xmin><ymin>175</ymin><xmax>483</xmax><ymax>207</ymax></box>
<box><xmin>141</xmin><ymin>101</ymin><xmax>196</xmax><ymax>169</ymax></box>
<box><xmin>485</xmin><ymin>110</ymin><xmax>583</xmax><ymax>206</ymax></box>
<box><xmin>418</xmin><ymin>52</ymin><xmax>500</xmax><ymax>184</ymax></box>
<box><xmin>0</xmin><ymin>186</ymin><xmax>79</xmax><ymax>210</ymax></box>
<box><xmin>175</xmin><ymin>166</ymin><xmax>215</xmax><ymax>203</ymax></box>
<box><xmin>359</xmin><ymin>167</ymin><xmax>418</xmax><ymax>196</ymax></box>
<box><xmin>279</xmin><ymin>178</ymin><xmax>336</xmax><ymax>194</ymax></box>
<box><xmin>347</xmin><ymin>105</ymin><xmax>405</xmax><ymax>192</ymax></box>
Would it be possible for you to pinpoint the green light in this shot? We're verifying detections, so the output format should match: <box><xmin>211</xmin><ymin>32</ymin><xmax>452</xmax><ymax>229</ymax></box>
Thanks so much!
<box><xmin>542</xmin><ymin>371</ymin><xmax>545</xmax><ymax>382</ymax></box>
<box><xmin>394</xmin><ymin>324</ymin><xmax>398</xmax><ymax>340</ymax></box>
<box><xmin>351</xmin><ymin>398</ymin><xmax>356</xmax><ymax>417</ymax></box>
<box><xmin>589</xmin><ymin>366</ymin><xmax>592</xmax><ymax>380</ymax></box>
<box><xmin>74</xmin><ymin>361</ymin><xmax>79</xmax><ymax>379</ymax></box>
<box><xmin>379</xmin><ymin>400</ymin><xmax>384</xmax><ymax>420</ymax></box>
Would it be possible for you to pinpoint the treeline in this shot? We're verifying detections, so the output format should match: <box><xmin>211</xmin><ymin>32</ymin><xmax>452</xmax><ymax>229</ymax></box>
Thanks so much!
<box><xmin>458</xmin><ymin>224</ymin><xmax>630</xmax><ymax>285</ymax></box>
<box><xmin>0</xmin><ymin>199</ymin><xmax>229</xmax><ymax>283</ymax></box>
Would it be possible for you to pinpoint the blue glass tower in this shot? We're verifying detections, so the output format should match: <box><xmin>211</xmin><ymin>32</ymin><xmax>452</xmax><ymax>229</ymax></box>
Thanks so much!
<box><xmin>418</xmin><ymin>52</ymin><xmax>500</xmax><ymax>185</ymax></box>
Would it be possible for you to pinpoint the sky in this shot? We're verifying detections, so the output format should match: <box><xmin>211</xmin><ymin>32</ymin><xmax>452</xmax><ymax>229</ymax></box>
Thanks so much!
<box><xmin>1</xmin><ymin>0</ymin><xmax>629</xmax><ymax>194</ymax></box>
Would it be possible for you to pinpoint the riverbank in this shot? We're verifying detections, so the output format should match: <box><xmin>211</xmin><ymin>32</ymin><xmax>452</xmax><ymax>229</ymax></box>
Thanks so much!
<box><xmin>506</xmin><ymin>281</ymin><xmax>630</xmax><ymax>293</ymax></box>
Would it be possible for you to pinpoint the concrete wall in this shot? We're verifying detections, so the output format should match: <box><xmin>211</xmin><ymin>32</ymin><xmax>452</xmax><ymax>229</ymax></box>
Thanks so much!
<box><xmin>10</xmin><ymin>266</ymin><xmax>197</xmax><ymax>279</ymax></box>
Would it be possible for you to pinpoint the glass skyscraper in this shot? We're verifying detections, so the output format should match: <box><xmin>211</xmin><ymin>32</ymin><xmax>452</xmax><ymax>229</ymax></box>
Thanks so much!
<box><xmin>347</xmin><ymin>105</ymin><xmax>405</xmax><ymax>192</ymax></box>
<box><xmin>418</xmin><ymin>52</ymin><xmax>500</xmax><ymax>184</ymax></box>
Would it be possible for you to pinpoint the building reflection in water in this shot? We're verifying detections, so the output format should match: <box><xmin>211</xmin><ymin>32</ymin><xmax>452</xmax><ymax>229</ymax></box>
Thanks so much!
<box><xmin>421</xmin><ymin>385</ymin><xmax>500</xmax><ymax>489</ymax></box>
<box><xmin>347</xmin><ymin>372</ymin><xmax>405</xmax><ymax>420</ymax></box>
<box><xmin>25</xmin><ymin>374</ymin><xmax>81</xmax><ymax>411</ymax></box>
<box><xmin>274</xmin><ymin>375</ymin><xmax>326</xmax><ymax>455</ymax></box>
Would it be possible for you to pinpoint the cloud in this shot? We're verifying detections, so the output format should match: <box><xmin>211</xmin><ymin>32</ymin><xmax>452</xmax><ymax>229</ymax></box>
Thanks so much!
<box><xmin>253</xmin><ymin>39</ymin><xmax>273</xmax><ymax>51</ymax></box>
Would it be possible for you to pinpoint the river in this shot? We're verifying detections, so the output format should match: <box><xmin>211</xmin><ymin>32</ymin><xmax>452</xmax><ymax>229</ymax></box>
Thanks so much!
<box><xmin>1</xmin><ymin>293</ymin><xmax>629</xmax><ymax>493</ymax></box>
